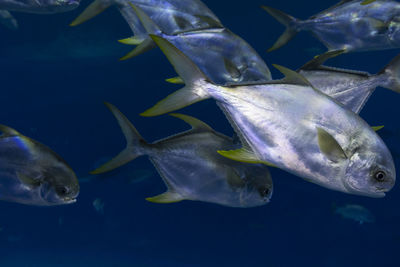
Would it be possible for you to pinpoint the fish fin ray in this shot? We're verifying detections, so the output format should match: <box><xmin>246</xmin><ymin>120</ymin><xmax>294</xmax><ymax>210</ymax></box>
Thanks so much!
<box><xmin>169</xmin><ymin>113</ymin><xmax>213</xmax><ymax>132</ymax></box>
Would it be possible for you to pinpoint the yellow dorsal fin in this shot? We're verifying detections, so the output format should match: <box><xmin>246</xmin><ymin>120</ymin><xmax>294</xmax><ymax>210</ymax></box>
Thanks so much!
<box><xmin>372</xmin><ymin>125</ymin><xmax>384</xmax><ymax>132</ymax></box>
<box><xmin>169</xmin><ymin>113</ymin><xmax>213</xmax><ymax>132</ymax></box>
<box><xmin>0</xmin><ymin>124</ymin><xmax>20</xmax><ymax>137</ymax></box>
<box><xmin>273</xmin><ymin>64</ymin><xmax>313</xmax><ymax>87</ymax></box>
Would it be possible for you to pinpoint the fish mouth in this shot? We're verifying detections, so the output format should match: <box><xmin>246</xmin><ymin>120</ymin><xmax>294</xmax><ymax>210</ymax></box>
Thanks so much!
<box><xmin>63</xmin><ymin>197</ymin><xmax>77</xmax><ymax>204</ymax></box>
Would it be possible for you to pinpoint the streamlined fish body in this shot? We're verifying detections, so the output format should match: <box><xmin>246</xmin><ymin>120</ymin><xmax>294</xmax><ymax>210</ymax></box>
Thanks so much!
<box><xmin>91</xmin><ymin>103</ymin><xmax>273</xmax><ymax>208</ymax></box>
<box><xmin>263</xmin><ymin>0</ymin><xmax>400</xmax><ymax>52</ymax></box>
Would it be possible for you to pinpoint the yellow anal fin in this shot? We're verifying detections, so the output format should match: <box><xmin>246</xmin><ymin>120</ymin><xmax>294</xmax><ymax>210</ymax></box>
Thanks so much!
<box><xmin>146</xmin><ymin>191</ymin><xmax>184</xmax><ymax>204</ymax></box>
<box><xmin>118</xmin><ymin>36</ymin><xmax>143</xmax><ymax>45</ymax></box>
<box><xmin>166</xmin><ymin>76</ymin><xmax>184</xmax><ymax>84</ymax></box>
<box><xmin>119</xmin><ymin>38</ymin><xmax>155</xmax><ymax>61</ymax></box>
<box><xmin>217</xmin><ymin>148</ymin><xmax>275</xmax><ymax>167</ymax></box>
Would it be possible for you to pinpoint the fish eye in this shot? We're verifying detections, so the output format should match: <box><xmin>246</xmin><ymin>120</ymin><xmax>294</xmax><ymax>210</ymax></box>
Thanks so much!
<box><xmin>374</xmin><ymin>171</ymin><xmax>386</xmax><ymax>182</ymax></box>
<box><xmin>258</xmin><ymin>187</ymin><xmax>270</xmax><ymax>197</ymax></box>
<box><xmin>56</xmin><ymin>186</ymin><xmax>69</xmax><ymax>196</ymax></box>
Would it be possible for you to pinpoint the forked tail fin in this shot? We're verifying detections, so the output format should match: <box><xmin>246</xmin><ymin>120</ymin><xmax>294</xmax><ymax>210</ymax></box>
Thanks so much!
<box><xmin>90</xmin><ymin>102</ymin><xmax>148</xmax><ymax>174</ymax></box>
<box><xmin>140</xmin><ymin>35</ymin><xmax>213</xmax><ymax>117</ymax></box>
<box><xmin>261</xmin><ymin>5</ymin><xmax>301</xmax><ymax>52</ymax></box>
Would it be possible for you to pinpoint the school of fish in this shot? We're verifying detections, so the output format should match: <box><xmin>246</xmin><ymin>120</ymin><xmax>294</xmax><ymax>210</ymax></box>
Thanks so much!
<box><xmin>1</xmin><ymin>0</ymin><xmax>399</xmax><ymax>209</ymax></box>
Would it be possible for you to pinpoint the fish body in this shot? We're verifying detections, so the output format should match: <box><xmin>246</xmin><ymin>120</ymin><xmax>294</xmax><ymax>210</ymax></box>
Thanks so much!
<box><xmin>263</xmin><ymin>0</ymin><xmax>400</xmax><ymax>52</ymax></box>
<box><xmin>0</xmin><ymin>10</ymin><xmax>17</xmax><ymax>29</ymax></box>
<box><xmin>121</xmin><ymin>5</ymin><xmax>271</xmax><ymax>84</ymax></box>
<box><xmin>0</xmin><ymin>0</ymin><xmax>79</xmax><ymax>14</ymax></box>
<box><xmin>92</xmin><ymin>103</ymin><xmax>273</xmax><ymax>208</ymax></box>
<box><xmin>0</xmin><ymin>125</ymin><xmax>79</xmax><ymax>205</ymax></box>
<box><xmin>298</xmin><ymin>51</ymin><xmax>400</xmax><ymax>113</ymax></box>
<box><xmin>143</xmin><ymin>36</ymin><xmax>396</xmax><ymax>198</ymax></box>
<box><xmin>335</xmin><ymin>204</ymin><xmax>375</xmax><ymax>224</ymax></box>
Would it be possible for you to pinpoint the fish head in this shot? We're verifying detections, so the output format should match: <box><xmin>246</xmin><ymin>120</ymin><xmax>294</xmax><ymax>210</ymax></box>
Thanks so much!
<box><xmin>236</xmin><ymin>164</ymin><xmax>273</xmax><ymax>207</ymax></box>
<box><xmin>34</xmin><ymin>0</ymin><xmax>80</xmax><ymax>13</ymax></box>
<box><xmin>343</xmin><ymin>132</ymin><xmax>396</xmax><ymax>198</ymax></box>
<box><xmin>21</xmin><ymin>139</ymin><xmax>80</xmax><ymax>205</ymax></box>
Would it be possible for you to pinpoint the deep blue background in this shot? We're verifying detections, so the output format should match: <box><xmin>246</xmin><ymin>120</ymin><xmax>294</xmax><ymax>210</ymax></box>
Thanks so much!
<box><xmin>1</xmin><ymin>0</ymin><xmax>399</xmax><ymax>266</ymax></box>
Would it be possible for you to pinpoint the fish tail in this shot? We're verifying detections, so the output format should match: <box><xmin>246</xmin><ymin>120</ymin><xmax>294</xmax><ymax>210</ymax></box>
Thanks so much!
<box><xmin>70</xmin><ymin>0</ymin><xmax>111</xmax><ymax>26</ymax></box>
<box><xmin>378</xmin><ymin>53</ymin><xmax>400</xmax><ymax>93</ymax></box>
<box><xmin>118</xmin><ymin>3</ymin><xmax>162</xmax><ymax>60</ymax></box>
<box><xmin>90</xmin><ymin>102</ymin><xmax>149</xmax><ymax>174</ymax></box>
<box><xmin>261</xmin><ymin>5</ymin><xmax>301</xmax><ymax>52</ymax></box>
<box><xmin>140</xmin><ymin>35</ymin><xmax>214</xmax><ymax>117</ymax></box>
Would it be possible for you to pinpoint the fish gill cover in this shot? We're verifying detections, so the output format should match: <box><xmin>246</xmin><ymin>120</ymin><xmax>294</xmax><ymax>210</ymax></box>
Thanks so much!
<box><xmin>0</xmin><ymin>0</ymin><xmax>399</xmax><ymax>266</ymax></box>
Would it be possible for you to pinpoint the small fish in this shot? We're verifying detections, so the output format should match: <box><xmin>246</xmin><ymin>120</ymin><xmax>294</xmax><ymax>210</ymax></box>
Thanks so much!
<box><xmin>70</xmin><ymin>0</ymin><xmax>222</xmax><ymax>56</ymax></box>
<box><xmin>119</xmin><ymin>4</ymin><xmax>271</xmax><ymax>84</ymax></box>
<box><xmin>262</xmin><ymin>0</ymin><xmax>400</xmax><ymax>53</ymax></box>
<box><xmin>93</xmin><ymin>198</ymin><xmax>105</xmax><ymax>214</ymax></box>
<box><xmin>141</xmin><ymin>35</ymin><xmax>395</xmax><ymax>198</ymax></box>
<box><xmin>0</xmin><ymin>10</ymin><xmax>17</xmax><ymax>30</ymax></box>
<box><xmin>298</xmin><ymin>50</ymin><xmax>400</xmax><ymax>114</ymax></box>
<box><xmin>91</xmin><ymin>103</ymin><xmax>273</xmax><ymax>208</ymax></box>
<box><xmin>334</xmin><ymin>204</ymin><xmax>375</xmax><ymax>224</ymax></box>
<box><xmin>0</xmin><ymin>124</ymin><xmax>79</xmax><ymax>205</ymax></box>
<box><xmin>0</xmin><ymin>0</ymin><xmax>80</xmax><ymax>14</ymax></box>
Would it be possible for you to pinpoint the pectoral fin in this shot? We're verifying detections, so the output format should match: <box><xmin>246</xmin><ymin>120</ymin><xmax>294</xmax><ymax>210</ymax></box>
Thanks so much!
<box><xmin>217</xmin><ymin>148</ymin><xmax>275</xmax><ymax>167</ymax></box>
<box><xmin>317</xmin><ymin>128</ymin><xmax>347</xmax><ymax>162</ymax></box>
<box><xmin>17</xmin><ymin>173</ymin><xmax>41</xmax><ymax>187</ymax></box>
<box><xmin>146</xmin><ymin>191</ymin><xmax>185</xmax><ymax>203</ymax></box>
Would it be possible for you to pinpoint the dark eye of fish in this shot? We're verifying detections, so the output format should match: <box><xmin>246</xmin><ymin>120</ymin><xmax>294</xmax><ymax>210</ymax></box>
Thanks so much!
<box><xmin>374</xmin><ymin>171</ymin><xmax>386</xmax><ymax>182</ymax></box>
<box><xmin>258</xmin><ymin>187</ymin><xmax>270</xmax><ymax>197</ymax></box>
<box><xmin>56</xmin><ymin>186</ymin><xmax>69</xmax><ymax>196</ymax></box>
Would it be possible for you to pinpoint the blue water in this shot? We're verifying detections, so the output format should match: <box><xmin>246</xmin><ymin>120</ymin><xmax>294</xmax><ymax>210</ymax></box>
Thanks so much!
<box><xmin>1</xmin><ymin>0</ymin><xmax>399</xmax><ymax>266</ymax></box>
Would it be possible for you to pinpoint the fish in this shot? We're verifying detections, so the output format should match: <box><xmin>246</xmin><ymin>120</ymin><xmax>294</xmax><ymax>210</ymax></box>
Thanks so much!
<box><xmin>141</xmin><ymin>35</ymin><xmax>396</xmax><ymax>198</ymax></box>
<box><xmin>298</xmin><ymin>50</ymin><xmax>400</xmax><ymax>114</ymax></box>
<box><xmin>70</xmin><ymin>0</ymin><xmax>222</xmax><ymax>57</ymax></box>
<box><xmin>91</xmin><ymin>102</ymin><xmax>273</xmax><ymax>208</ymax></box>
<box><xmin>0</xmin><ymin>124</ymin><xmax>79</xmax><ymax>205</ymax></box>
<box><xmin>0</xmin><ymin>0</ymin><xmax>80</xmax><ymax>14</ymax></box>
<box><xmin>0</xmin><ymin>10</ymin><xmax>17</xmax><ymax>30</ymax></box>
<box><xmin>262</xmin><ymin>0</ymin><xmax>400</xmax><ymax>53</ymax></box>
<box><xmin>120</xmin><ymin>4</ymin><xmax>271</xmax><ymax>84</ymax></box>
<box><xmin>334</xmin><ymin>204</ymin><xmax>375</xmax><ymax>224</ymax></box>
<box><xmin>93</xmin><ymin>198</ymin><xmax>105</xmax><ymax>214</ymax></box>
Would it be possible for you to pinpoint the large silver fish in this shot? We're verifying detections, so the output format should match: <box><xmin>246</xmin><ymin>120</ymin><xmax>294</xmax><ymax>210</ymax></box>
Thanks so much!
<box><xmin>0</xmin><ymin>125</ymin><xmax>79</xmax><ymax>205</ymax></box>
<box><xmin>119</xmin><ymin>4</ymin><xmax>271</xmax><ymax>84</ymax></box>
<box><xmin>0</xmin><ymin>0</ymin><xmax>79</xmax><ymax>14</ymax></box>
<box><xmin>91</xmin><ymin>103</ymin><xmax>273</xmax><ymax>208</ymax></box>
<box><xmin>70</xmin><ymin>0</ymin><xmax>222</xmax><ymax>57</ymax></box>
<box><xmin>262</xmin><ymin>0</ymin><xmax>400</xmax><ymax>53</ymax></box>
<box><xmin>141</xmin><ymin>35</ymin><xmax>396</xmax><ymax>198</ymax></box>
<box><xmin>298</xmin><ymin>50</ymin><xmax>400</xmax><ymax>113</ymax></box>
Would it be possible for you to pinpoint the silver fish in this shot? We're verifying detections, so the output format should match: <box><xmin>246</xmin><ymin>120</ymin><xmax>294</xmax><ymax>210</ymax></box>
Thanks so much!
<box><xmin>141</xmin><ymin>35</ymin><xmax>396</xmax><ymax>198</ymax></box>
<box><xmin>262</xmin><ymin>0</ymin><xmax>400</xmax><ymax>53</ymax></box>
<box><xmin>298</xmin><ymin>50</ymin><xmax>400</xmax><ymax>114</ymax></box>
<box><xmin>0</xmin><ymin>125</ymin><xmax>79</xmax><ymax>205</ymax></box>
<box><xmin>334</xmin><ymin>204</ymin><xmax>375</xmax><ymax>224</ymax></box>
<box><xmin>70</xmin><ymin>0</ymin><xmax>222</xmax><ymax>55</ymax></box>
<box><xmin>0</xmin><ymin>0</ymin><xmax>79</xmax><ymax>14</ymax></box>
<box><xmin>120</xmin><ymin>5</ymin><xmax>271</xmax><ymax>84</ymax></box>
<box><xmin>91</xmin><ymin>103</ymin><xmax>273</xmax><ymax>208</ymax></box>
<box><xmin>0</xmin><ymin>10</ymin><xmax>17</xmax><ymax>29</ymax></box>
